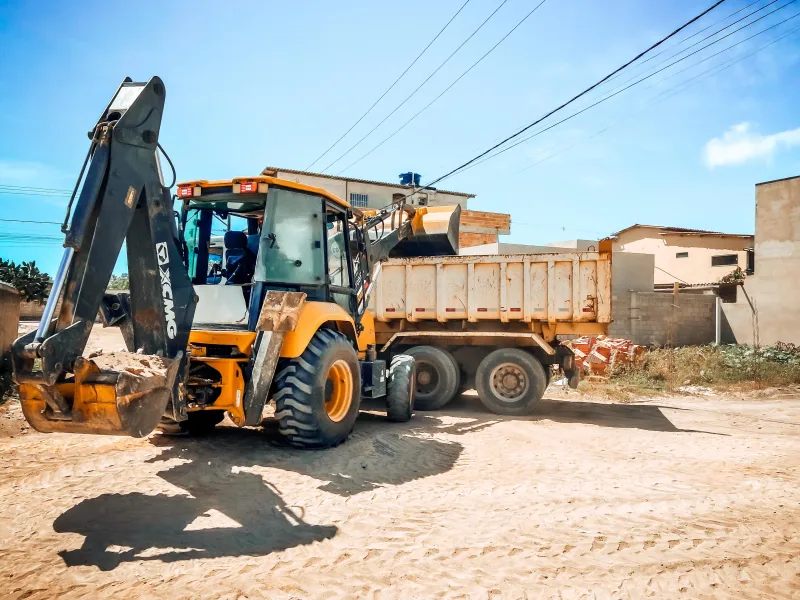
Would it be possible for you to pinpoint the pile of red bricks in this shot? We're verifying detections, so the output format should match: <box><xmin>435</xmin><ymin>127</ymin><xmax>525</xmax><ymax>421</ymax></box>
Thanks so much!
<box><xmin>566</xmin><ymin>335</ymin><xmax>647</xmax><ymax>377</ymax></box>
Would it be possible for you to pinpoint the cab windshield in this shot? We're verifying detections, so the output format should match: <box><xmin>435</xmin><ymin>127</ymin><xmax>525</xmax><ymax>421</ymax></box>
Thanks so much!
<box><xmin>254</xmin><ymin>187</ymin><xmax>325</xmax><ymax>286</ymax></box>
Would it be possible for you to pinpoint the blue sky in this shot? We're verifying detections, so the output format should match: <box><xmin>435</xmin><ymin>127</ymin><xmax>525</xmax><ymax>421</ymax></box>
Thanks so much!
<box><xmin>1</xmin><ymin>0</ymin><xmax>799</xmax><ymax>274</ymax></box>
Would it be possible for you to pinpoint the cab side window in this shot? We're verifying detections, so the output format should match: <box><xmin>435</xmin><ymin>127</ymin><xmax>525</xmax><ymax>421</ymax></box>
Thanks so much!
<box><xmin>327</xmin><ymin>213</ymin><xmax>352</xmax><ymax>311</ymax></box>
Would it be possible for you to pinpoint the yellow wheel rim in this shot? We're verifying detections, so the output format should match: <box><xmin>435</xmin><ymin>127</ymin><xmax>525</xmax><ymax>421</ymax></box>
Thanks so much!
<box><xmin>325</xmin><ymin>359</ymin><xmax>353</xmax><ymax>422</ymax></box>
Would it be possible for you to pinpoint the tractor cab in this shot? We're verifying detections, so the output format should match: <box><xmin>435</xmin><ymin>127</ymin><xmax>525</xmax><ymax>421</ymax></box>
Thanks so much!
<box><xmin>177</xmin><ymin>177</ymin><xmax>369</xmax><ymax>332</ymax></box>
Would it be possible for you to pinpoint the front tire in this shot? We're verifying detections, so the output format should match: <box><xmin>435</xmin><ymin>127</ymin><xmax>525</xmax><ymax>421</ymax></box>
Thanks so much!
<box><xmin>386</xmin><ymin>354</ymin><xmax>416</xmax><ymax>422</ymax></box>
<box><xmin>273</xmin><ymin>329</ymin><xmax>361</xmax><ymax>448</ymax></box>
<box><xmin>475</xmin><ymin>348</ymin><xmax>547</xmax><ymax>415</ymax></box>
<box><xmin>405</xmin><ymin>346</ymin><xmax>460</xmax><ymax>411</ymax></box>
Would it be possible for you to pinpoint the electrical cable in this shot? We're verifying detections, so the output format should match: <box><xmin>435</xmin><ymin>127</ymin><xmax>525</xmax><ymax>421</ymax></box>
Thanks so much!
<box><xmin>653</xmin><ymin>20</ymin><xmax>800</xmax><ymax>103</ymax></box>
<box><xmin>490</xmin><ymin>0</ymin><xmax>768</xmax><ymax>160</ymax></box>
<box><xmin>599</xmin><ymin>0</ymin><xmax>792</xmax><ymax>99</ymax></box>
<box><xmin>337</xmin><ymin>0</ymin><xmax>549</xmax><ymax>175</ymax></box>
<box><xmin>0</xmin><ymin>185</ymin><xmax>71</xmax><ymax>195</ymax></box>
<box><xmin>490</xmin><ymin>18</ymin><xmax>799</xmax><ymax>187</ymax></box>
<box><xmin>0</xmin><ymin>219</ymin><xmax>62</xmax><ymax>225</ymax></box>
<box><xmin>412</xmin><ymin>0</ymin><xmax>730</xmax><ymax>193</ymax></box>
<box><xmin>305</xmin><ymin>0</ymin><xmax>473</xmax><ymax>170</ymax></box>
<box><xmin>605</xmin><ymin>0</ymin><xmax>771</xmax><ymax>83</ymax></box>
<box><xmin>449</xmin><ymin>6</ymin><xmax>800</xmax><ymax>178</ymax></box>
<box><xmin>320</xmin><ymin>0</ymin><xmax>513</xmax><ymax>173</ymax></box>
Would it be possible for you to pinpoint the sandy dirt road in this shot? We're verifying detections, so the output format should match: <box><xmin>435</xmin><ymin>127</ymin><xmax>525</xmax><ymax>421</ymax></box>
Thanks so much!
<box><xmin>2</xmin><ymin>326</ymin><xmax>799</xmax><ymax>598</ymax></box>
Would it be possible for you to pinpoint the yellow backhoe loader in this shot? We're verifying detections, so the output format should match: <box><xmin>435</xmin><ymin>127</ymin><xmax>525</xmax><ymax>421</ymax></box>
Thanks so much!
<box><xmin>12</xmin><ymin>77</ymin><xmax>461</xmax><ymax>448</ymax></box>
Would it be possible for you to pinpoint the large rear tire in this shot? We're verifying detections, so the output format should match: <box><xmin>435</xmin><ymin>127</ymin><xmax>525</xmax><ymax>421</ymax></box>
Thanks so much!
<box><xmin>273</xmin><ymin>329</ymin><xmax>361</xmax><ymax>448</ymax></box>
<box><xmin>386</xmin><ymin>354</ymin><xmax>416</xmax><ymax>422</ymax></box>
<box><xmin>405</xmin><ymin>346</ymin><xmax>460</xmax><ymax>411</ymax></box>
<box><xmin>475</xmin><ymin>348</ymin><xmax>546</xmax><ymax>416</ymax></box>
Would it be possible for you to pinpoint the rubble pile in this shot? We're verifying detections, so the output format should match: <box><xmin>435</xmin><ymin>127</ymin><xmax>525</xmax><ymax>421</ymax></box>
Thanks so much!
<box><xmin>566</xmin><ymin>335</ymin><xmax>647</xmax><ymax>377</ymax></box>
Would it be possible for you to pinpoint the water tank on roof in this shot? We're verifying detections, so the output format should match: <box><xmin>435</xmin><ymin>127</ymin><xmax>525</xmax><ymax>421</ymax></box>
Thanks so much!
<box><xmin>399</xmin><ymin>172</ymin><xmax>421</xmax><ymax>187</ymax></box>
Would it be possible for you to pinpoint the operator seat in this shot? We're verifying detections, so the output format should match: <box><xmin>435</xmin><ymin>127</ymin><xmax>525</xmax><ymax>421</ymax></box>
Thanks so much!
<box><xmin>223</xmin><ymin>231</ymin><xmax>256</xmax><ymax>300</ymax></box>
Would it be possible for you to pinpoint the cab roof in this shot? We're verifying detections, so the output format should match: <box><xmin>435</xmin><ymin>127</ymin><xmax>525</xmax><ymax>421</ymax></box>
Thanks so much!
<box><xmin>176</xmin><ymin>176</ymin><xmax>350</xmax><ymax>209</ymax></box>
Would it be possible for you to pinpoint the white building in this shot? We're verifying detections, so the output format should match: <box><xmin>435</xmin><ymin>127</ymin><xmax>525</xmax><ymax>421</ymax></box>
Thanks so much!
<box><xmin>262</xmin><ymin>166</ymin><xmax>474</xmax><ymax>210</ymax></box>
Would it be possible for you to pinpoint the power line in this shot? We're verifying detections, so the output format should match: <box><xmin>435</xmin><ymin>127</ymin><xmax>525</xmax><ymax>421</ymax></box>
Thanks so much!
<box><xmin>605</xmin><ymin>0</ymin><xmax>769</xmax><ymax>83</ymax></box>
<box><xmin>472</xmin><ymin>0</ymin><xmax>770</xmax><ymax>166</ymax></box>
<box><xmin>0</xmin><ymin>218</ymin><xmax>62</xmax><ymax>225</ymax></box>
<box><xmin>644</xmin><ymin>1</ymin><xmax>797</xmax><ymax>88</ymax></box>
<box><xmin>320</xmin><ymin>0</ymin><xmax>513</xmax><ymax>173</ymax></box>
<box><xmin>502</xmin><ymin>17</ymin><xmax>800</xmax><ymax>181</ymax></box>
<box><xmin>416</xmin><ymin>0</ymin><xmax>730</xmax><ymax>192</ymax></box>
<box><xmin>653</xmin><ymin>21</ymin><xmax>800</xmax><ymax>102</ymax></box>
<box><xmin>305</xmin><ymin>0</ymin><xmax>473</xmax><ymax>170</ymax></box>
<box><xmin>337</xmin><ymin>0</ymin><xmax>549</xmax><ymax>175</ymax></box>
<box><xmin>599</xmin><ymin>0</ymin><xmax>792</xmax><ymax>99</ymax></box>
<box><xmin>0</xmin><ymin>184</ymin><xmax>72</xmax><ymax>194</ymax></box>
<box><xmin>449</xmin><ymin>5</ymin><xmax>800</xmax><ymax>177</ymax></box>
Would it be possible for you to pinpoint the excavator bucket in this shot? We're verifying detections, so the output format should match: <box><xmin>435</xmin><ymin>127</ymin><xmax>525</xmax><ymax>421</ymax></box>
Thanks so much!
<box><xmin>392</xmin><ymin>205</ymin><xmax>461</xmax><ymax>257</ymax></box>
<box><xmin>17</xmin><ymin>351</ymin><xmax>183</xmax><ymax>437</ymax></box>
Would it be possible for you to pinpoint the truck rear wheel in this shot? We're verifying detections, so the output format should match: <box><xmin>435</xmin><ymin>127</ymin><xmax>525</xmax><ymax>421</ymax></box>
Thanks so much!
<box><xmin>273</xmin><ymin>329</ymin><xmax>361</xmax><ymax>448</ymax></box>
<box><xmin>451</xmin><ymin>346</ymin><xmax>489</xmax><ymax>393</ymax></box>
<box><xmin>405</xmin><ymin>346</ymin><xmax>460</xmax><ymax>411</ymax></box>
<box><xmin>475</xmin><ymin>348</ymin><xmax>546</xmax><ymax>416</ymax></box>
<box><xmin>386</xmin><ymin>354</ymin><xmax>416</xmax><ymax>422</ymax></box>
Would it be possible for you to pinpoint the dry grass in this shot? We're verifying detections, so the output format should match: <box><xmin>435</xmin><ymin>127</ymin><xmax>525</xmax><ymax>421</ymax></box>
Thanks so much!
<box><xmin>578</xmin><ymin>345</ymin><xmax>800</xmax><ymax>402</ymax></box>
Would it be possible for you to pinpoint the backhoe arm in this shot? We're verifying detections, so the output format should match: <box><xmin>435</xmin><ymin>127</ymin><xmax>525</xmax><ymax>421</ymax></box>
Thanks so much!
<box><xmin>12</xmin><ymin>77</ymin><xmax>196</xmax><ymax>437</ymax></box>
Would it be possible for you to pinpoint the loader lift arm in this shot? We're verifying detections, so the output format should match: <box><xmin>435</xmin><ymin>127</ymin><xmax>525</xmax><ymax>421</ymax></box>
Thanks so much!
<box><xmin>12</xmin><ymin>77</ymin><xmax>197</xmax><ymax>437</ymax></box>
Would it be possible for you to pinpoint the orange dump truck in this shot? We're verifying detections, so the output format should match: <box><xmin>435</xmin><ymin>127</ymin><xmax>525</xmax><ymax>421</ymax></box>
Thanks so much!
<box><xmin>370</xmin><ymin>242</ymin><xmax>612</xmax><ymax>415</ymax></box>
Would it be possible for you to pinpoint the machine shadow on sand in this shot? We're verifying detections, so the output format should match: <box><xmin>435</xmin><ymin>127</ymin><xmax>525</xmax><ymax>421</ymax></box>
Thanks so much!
<box><xmin>52</xmin><ymin>392</ymin><xmax>720</xmax><ymax>571</ymax></box>
<box><xmin>53</xmin><ymin>412</ymin><xmax>468</xmax><ymax>570</ymax></box>
<box><xmin>437</xmin><ymin>390</ymin><xmax>727</xmax><ymax>435</ymax></box>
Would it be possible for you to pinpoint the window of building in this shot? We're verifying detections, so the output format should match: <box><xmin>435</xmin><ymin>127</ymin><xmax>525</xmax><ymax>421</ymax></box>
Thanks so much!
<box><xmin>350</xmin><ymin>193</ymin><xmax>368</xmax><ymax>208</ymax></box>
<box><xmin>676</xmin><ymin>251</ymin><xmax>689</xmax><ymax>258</ymax></box>
<box><xmin>711</xmin><ymin>254</ymin><xmax>738</xmax><ymax>267</ymax></box>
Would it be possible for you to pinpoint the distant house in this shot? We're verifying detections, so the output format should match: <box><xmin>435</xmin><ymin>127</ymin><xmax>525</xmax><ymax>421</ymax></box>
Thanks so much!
<box><xmin>610</xmin><ymin>224</ymin><xmax>754</xmax><ymax>286</ymax></box>
<box><xmin>262</xmin><ymin>166</ymin><xmax>474</xmax><ymax>210</ymax></box>
<box><xmin>261</xmin><ymin>166</ymin><xmax>510</xmax><ymax>249</ymax></box>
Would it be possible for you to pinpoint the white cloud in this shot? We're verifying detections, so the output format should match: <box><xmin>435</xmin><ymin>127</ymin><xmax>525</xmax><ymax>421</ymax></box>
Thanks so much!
<box><xmin>704</xmin><ymin>122</ymin><xmax>800</xmax><ymax>169</ymax></box>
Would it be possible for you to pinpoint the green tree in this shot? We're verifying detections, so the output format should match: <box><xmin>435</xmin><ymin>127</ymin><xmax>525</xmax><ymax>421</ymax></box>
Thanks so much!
<box><xmin>108</xmin><ymin>273</ymin><xmax>129</xmax><ymax>290</ymax></box>
<box><xmin>0</xmin><ymin>258</ymin><xmax>52</xmax><ymax>303</ymax></box>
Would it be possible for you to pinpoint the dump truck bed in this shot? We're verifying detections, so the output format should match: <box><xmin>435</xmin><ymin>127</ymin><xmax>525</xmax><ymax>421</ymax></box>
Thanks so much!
<box><xmin>369</xmin><ymin>251</ymin><xmax>612</xmax><ymax>347</ymax></box>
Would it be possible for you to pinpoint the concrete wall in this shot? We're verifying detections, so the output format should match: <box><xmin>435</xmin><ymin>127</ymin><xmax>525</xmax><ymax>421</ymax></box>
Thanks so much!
<box><xmin>546</xmin><ymin>239</ymin><xmax>601</xmax><ymax>251</ymax></box>
<box><xmin>611</xmin><ymin>291</ymin><xmax>716</xmax><ymax>346</ymax></box>
<box><xmin>612</xmin><ymin>252</ymin><xmax>654</xmax><ymax>294</ymax></box>
<box><xmin>613</xmin><ymin>228</ymin><xmax>752</xmax><ymax>285</ymax></box>
<box><xmin>751</xmin><ymin>176</ymin><xmax>800</xmax><ymax>345</ymax></box>
<box><xmin>719</xmin><ymin>176</ymin><xmax>800</xmax><ymax>346</ymax></box>
<box><xmin>0</xmin><ymin>283</ymin><xmax>20</xmax><ymax>355</ymax></box>
<box><xmin>269</xmin><ymin>169</ymin><xmax>470</xmax><ymax>210</ymax></box>
<box><xmin>720</xmin><ymin>284</ymin><xmax>756</xmax><ymax>345</ymax></box>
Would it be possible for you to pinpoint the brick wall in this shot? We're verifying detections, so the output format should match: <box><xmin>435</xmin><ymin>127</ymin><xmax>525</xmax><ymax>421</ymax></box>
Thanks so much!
<box><xmin>460</xmin><ymin>232</ymin><xmax>499</xmax><ymax>248</ymax></box>
<box><xmin>609</xmin><ymin>291</ymin><xmax>715</xmax><ymax>346</ymax></box>
<box><xmin>459</xmin><ymin>210</ymin><xmax>511</xmax><ymax>248</ymax></box>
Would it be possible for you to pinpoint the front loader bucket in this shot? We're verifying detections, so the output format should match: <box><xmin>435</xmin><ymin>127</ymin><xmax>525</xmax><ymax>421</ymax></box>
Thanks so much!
<box><xmin>18</xmin><ymin>351</ymin><xmax>182</xmax><ymax>437</ymax></box>
<box><xmin>392</xmin><ymin>204</ymin><xmax>461</xmax><ymax>257</ymax></box>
